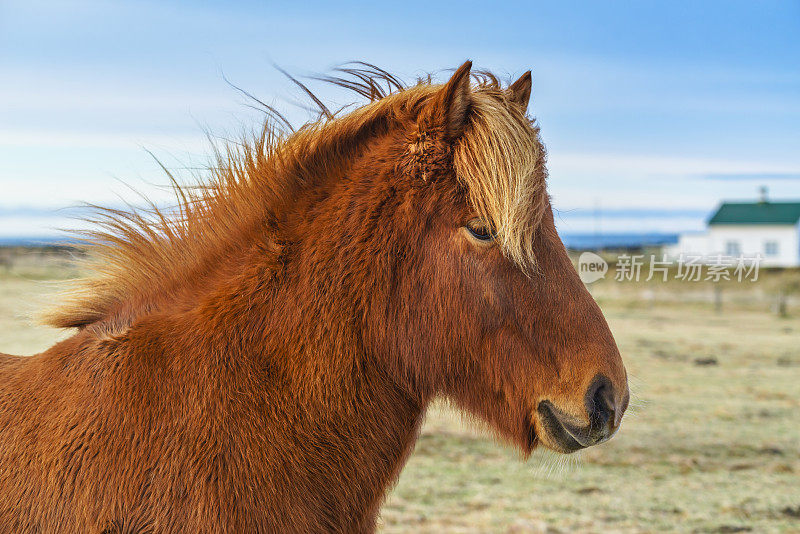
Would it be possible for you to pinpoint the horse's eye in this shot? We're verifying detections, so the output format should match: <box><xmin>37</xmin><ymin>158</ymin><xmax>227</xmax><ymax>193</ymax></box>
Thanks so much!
<box><xmin>465</xmin><ymin>219</ymin><xmax>496</xmax><ymax>242</ymax></box>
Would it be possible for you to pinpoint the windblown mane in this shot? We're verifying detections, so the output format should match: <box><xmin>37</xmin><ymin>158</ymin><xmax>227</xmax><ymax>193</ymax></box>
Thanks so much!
<box><xmin>44</xmin><ymin>64</ymin><xmax>547</xmax><ymax>329</ymax></box>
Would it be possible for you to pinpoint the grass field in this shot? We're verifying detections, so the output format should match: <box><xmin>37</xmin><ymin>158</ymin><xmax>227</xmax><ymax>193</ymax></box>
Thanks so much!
<box><xmin>1</xmin><ymin>248</ymin><xmax>798</xmax><ymax>533</ymax></box>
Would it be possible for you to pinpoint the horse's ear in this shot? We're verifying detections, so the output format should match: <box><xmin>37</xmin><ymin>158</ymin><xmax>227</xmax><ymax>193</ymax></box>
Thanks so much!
<box><xmin>433</xmin><ymin>60</ymin><xmax>473</xmax><ymax>140</ymax></box>
<box><xmin>507</xmin><ymin>71</ymin><xmax>532</xmax><ymax>112</ymax></box>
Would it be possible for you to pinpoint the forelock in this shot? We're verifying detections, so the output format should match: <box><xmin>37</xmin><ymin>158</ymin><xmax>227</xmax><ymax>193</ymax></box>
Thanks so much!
<box><xmin>453</xmin><ymin>89</ymin><xmax>548</xmax><ymax>272</ymax></box>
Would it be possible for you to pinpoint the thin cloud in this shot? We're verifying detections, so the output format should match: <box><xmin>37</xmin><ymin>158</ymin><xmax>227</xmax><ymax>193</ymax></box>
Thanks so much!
<box><xmin>558</xmin><ymin>208</ymin><xmax>709</xmax><ymax>219</ymax></box>
<box><xmin>0</xmin><ymin>130</ymin><xmax>209</xmax><ymax>150</ymax></box>
<box><xmin>549</xmin><ymin>152</ymin><xmax>800</xmax><ymax>176</ymax></box>
<box><xmin>702</xmin><ymin>172</ymin><xmax>800</xmax><ymax>181</ymax></box>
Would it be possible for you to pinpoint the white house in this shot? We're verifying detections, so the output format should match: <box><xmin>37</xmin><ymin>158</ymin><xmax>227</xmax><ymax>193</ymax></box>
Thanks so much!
<box><xmin>666</xmin><ymin>197</ymin><xmax>800</xmax><ymax>268</ymax></box>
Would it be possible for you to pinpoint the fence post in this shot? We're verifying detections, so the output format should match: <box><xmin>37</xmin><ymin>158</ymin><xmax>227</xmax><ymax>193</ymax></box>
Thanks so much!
<box><xmin>775</xmin><ymin>291</ymin><xmax>787</xmax><ymax>317</ymax></box>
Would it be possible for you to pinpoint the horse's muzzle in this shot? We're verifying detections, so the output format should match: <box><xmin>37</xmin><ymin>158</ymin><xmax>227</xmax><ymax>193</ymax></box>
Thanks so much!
<box><xmin>536</xmin><ymin>374</ymin><xmax>626</xmax><ymax>453</ymax></box>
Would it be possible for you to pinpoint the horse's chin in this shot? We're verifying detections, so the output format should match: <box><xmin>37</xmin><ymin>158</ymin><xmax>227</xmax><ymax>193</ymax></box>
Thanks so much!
<box><xmin>522</xmin><ymin>413</ymin><xmax>539</xmax><ymax>457</ymax></box>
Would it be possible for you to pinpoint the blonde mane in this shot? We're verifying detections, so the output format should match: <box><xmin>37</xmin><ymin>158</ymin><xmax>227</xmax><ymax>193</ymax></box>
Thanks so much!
<box><xmin>44</xmin><ymin>65</ymin><xmax>547</xmax><ymax>329</ymax></box>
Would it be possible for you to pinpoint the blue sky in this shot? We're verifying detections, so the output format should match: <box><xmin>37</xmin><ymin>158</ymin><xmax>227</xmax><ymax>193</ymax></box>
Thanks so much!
<box><xmin>1</xmin><ymin>0</ymin><xmax>799</xmax><ymax>237</ymax></box>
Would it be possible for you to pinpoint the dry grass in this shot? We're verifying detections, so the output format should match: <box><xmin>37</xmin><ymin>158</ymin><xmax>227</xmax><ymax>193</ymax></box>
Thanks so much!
<box><xmin>1</xmin><ymin>249</ymin><xmax>798</xmax><ymax>533</ymax></box>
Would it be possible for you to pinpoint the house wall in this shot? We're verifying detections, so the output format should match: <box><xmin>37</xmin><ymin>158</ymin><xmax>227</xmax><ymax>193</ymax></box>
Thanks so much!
<box><xmin>665</xmin><ymin>232</ymin><xmax>709</xmax><ymax>257</ymax></box>
<box><xmin>665</xmin><ymin>225</ymin><xmax>799</xmax><ymax>267</ymax></box>
<box><xmin>709</xmin><ymin>225</ymin><xmax>798</xmax><ymax>267</ymax></box>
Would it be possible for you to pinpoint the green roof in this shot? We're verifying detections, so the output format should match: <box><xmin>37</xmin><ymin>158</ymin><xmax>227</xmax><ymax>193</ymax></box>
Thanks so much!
<box><xmin>708</xmin><ymin>201</ymin><xmax>800</xmax><ymax>225</ymax></box>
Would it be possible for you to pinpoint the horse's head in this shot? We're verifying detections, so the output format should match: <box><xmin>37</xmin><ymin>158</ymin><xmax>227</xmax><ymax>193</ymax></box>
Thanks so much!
<box><xmin>40</xmin><ymin>58</ymin><xmax>628</xmax><ymax>457</ymax></box>
<box><xmin>322</xmin><ymin>62</ymin><xmax>629</xmax><ymax>455</ymax></box>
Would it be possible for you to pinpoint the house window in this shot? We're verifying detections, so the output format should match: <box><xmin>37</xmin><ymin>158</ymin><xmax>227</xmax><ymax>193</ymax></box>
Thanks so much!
<box><xmin>725</xmin><ymin>240</ymin><xmax>741</xmax><ymax>256</ymax></box>
<box><xmin>764</xmin><ymin>241</ymin><xmax>779</xmax><ymax>256</ymax></box>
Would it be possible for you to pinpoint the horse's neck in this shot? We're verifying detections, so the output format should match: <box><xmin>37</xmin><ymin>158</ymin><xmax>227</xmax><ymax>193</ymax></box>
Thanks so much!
<box><xmin>128</xmin><ymin>254</ymin><xmax>428</xmax><ymax>527</ymax></box>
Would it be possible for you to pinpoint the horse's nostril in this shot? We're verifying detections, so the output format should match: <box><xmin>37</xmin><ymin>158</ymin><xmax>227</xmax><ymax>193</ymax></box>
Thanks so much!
<box><xmin>586</xmin><ymin>375</ymin><xmax>615</xmax><ymax>429</ymax></box>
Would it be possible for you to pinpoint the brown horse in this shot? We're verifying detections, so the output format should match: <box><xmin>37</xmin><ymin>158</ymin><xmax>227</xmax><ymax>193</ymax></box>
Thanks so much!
<box><xmin>0</xmin><ymin>62</ymin><xmax>628</xmax><ymax>533</ymax></box>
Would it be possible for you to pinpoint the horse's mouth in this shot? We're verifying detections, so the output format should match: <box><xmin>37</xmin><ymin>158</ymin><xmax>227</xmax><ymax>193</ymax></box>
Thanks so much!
<box><xmin>533</xmin><ymin>375</ymin><xmax>625</xmax><ymax>454</ymax></box>
<box><xmin>535</xmin><ymin>401</ymin><xmax>600</xmax><ymax>453</ymax></box>
<box><xmin>524</xmin><ymin>408</ymin><xmax>584</xmax><ymax>454</ymax></box>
